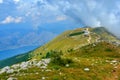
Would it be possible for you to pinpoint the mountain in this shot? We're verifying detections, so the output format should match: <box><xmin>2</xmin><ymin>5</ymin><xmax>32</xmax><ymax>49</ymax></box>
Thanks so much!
<box><xmin>30</xmin><ymin>27</ymin><xmax>120</xmax><ymax>59</ymax></box>
<box><xmin>0</xmin><ymin>27</ymin><xmax>120</xmax><ymax>80</ymax></box>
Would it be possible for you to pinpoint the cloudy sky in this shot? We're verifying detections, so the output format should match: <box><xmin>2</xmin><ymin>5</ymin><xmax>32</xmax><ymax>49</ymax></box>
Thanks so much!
<box><xmin>0</xmin><ymin>0</ymin><xmax>82</xmax><ymax>29</ymax></box>
<box><xmin>0</xmin><ymin>0</ymin><xmax>120</xmax><ymax>59</ymax></box>
<box><xmin>0</xmin><ymin>0</ymin><xmax>120</xmax><ymax>49</ymax></box>
<box><xmin>0</xmin><ymin>0</ymin><xmax>120</xmax><ymax>36</ymax></box>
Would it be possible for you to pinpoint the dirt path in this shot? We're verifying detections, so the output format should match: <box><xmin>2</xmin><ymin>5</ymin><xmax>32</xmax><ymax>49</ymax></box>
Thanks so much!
<box><xmin>86</xmin><ymin>28</ymin><xmax>91</xmax><ymax>44</ymax></box>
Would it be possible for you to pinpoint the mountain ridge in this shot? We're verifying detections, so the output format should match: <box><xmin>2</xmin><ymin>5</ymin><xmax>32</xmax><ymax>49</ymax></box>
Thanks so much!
<box><xmin>0</xmin><ymin>27</ymin><xmax>120</xmax><ymax>68</ymax></box>
<box><xmin>1</xmin><ymin>27</ymin><xmax>120</xmax><ymax>80</ymax></box>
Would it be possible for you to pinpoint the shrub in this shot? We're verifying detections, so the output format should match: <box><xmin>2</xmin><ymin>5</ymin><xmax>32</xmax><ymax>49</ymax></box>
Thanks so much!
<box><xmin>50</xmin><ymin>51</ymin><xmax>63</xmax><ymax>66</ymax></box>
<box><xmin>52</xmin><ymin>51</ymin><xmax>73</xmax><ymax>66</ymax></box>
<box><xmin>105</xmin><ymin>48</ymin><xmax>112</xmax><ymax>52</ymax></box>
<box><xmin>53</xmin><ymin>76</ymin><xmax>59</xmax><ymax>80</ymax></box>
<box><xmin>67</xmin><ymin>48</ymin><xmax>73</xmax><ymax>52</ymax></box>
<box><xmin>46</xmin><ymin>50</ymin><xmax>63</xmax><ymax>58</ymax></box>
<box><xmin>52</xmin><ymin>65</ymin><xmax>61</xmax><ymax>70</ymax></box>
<box><xmin>46</xmin><ymin>50</ymin><xmax>73</xmax><ymax>66</ymax></box>
<box><xmin>45</xmin><ymin>52</ymin><xmax>51</xmax><ymax>58</ymax></box>
<box><xmin>69</xmin><ymin>31</ymin><xmax>84</xmax><ymax>36</ymax></box>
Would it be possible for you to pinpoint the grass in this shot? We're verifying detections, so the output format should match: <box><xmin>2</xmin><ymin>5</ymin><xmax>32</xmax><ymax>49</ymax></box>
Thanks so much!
<box><xmin>1</xmin><ymin>27</ymin><xmax>120</xmax><ymax>80</ymax></box>
<box><xmin>1</xmin><ymin>56</ymin><xmax>119</xmax><ymax>80</ymax></box>
<box><xmin>30</xmin><ymin>27</ymin><xmax>119</xmax><ymax>60</ymax></box>
<box><xmin>1</xmin><ymin>42</ymin><xmax>120</xmax><ymax>80</ymax></box>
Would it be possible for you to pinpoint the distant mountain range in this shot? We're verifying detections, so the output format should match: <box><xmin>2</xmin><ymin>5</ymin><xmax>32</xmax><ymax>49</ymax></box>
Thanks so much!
<box><xmin>0</xmin><ymin>29</ymin><xmax>57</xmax><ymax>51</ymax></box>
<box><xmin>0</xmin><ymin>45</ymin><xmax>38</xmax><ymax>60</ymax></box>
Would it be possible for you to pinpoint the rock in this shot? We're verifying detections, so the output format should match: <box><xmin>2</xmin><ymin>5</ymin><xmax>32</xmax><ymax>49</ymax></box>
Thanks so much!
<box><xmin>0</xmin><ymin>66</ymin><xmax>10</xmax><ymax>74</ymax></box>
<box><xmin>65</xmin><ymin>64</ymin><xmax>69</xmax><ymax>67</ymax></box>
<box><xmin>7</xmin><ymin>77</ymin><xmax>17</xmax><ymax>80</ymax></box>
<box><xmin>84</xmin><ymin>68</ymin><xmax>90</xmax><ymax>71</ymax></box>
<box><xmin>111</xmin><ymin>60</ymin><xmax>117</xmax><ymax>63</ymax></box>
<box><xmin>59</xmin><ymin>72</ymin><xmax>62</xmax><ymax>75</ymax></box>
<box><xmin>93</xmin><ymin>44</ymin><xmax>96</xmax><ymax>46</ymax></box>
<box><xmin>20</xmin><ymin>62</ymin><xmax>29</xmax><ymax>70</ymax></box>
<box><xmin>114</xmin><ymin>66</ymin><xmax>118</xmax><ymax>69</ymax></box>
<box><xmin>6</xmin><ymin>69</ymin><xmax>14</xmax><ymax>74</ymax></box>
<box><xmin>31</xmin><ymin>60</ymin><xmax>38</xmax><ymax>65</ymax></box>
<box><xmin>0</xmin><ymin>58</ymin><xmax>51</xmax><ymax>75</ymax></box>
<box><xmin>40</xmin><ymin>66</ymin><xmax>47</xmax><ymax>69</ymax></box>
<box><xmin>42</xmin><ymin>77</ymin><xmax>45</xmax><ymax>80</ymax></box>
<box><xmin>36</xmin><ymin>61</ymin><xmax>42</xmax><ymax>67</ymax></box>
<box><xmin>35</xmin><ymin>72</ymin><xmax>39</xmax><ymax>74</ymax></box>
<box><xmin>42</xmin><ymin>58</ymin><xmax>51</xmax><ymax>64</ymax></box>
<box><xmin>11</xmin><ymin>64</ymin><xmax>20</xmax><ymax>69</ymax></box>
<box><xmin>105</xmin><ymin>60</ymin><xmax>109</xmax><ymax>63</ymax></box>
<box><xmin>46</xmin><ymin>69</ymin><xmax>52</xmax><ymax>72</ymax></box>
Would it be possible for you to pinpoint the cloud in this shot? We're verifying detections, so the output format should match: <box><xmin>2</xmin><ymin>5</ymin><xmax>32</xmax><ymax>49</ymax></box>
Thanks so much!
<box><xmin>56</xmin><ymin>16</ymin><xmax>67</xmax><ymax>21</ymax></box>
<box><xmin>47</xmin><ymin>0</ymin><xmax>120</xmax><ymax>38</ymax></box>
<box><xmin>0</xmin><ymin>0</ymin><xmax>3</xmax><ymax>4</ymax></box>
<box><xmin>13</xmin><ymin>0</ymin><xmax>20</xmax><ymax>3</ymax></box>
<box><xmin>1</xmin><ymin>16</ymin><xmax>23</xmax><ymax>24</ymax></box>
<box><xmin>15</xmin><ymin>0</ymin><xmax>65</xmax><ymax>27</ymax></box>
<box><xmin>6</xmin><ymin>0</ymin><xmax>120</xmax><ymax>37</ymax></box>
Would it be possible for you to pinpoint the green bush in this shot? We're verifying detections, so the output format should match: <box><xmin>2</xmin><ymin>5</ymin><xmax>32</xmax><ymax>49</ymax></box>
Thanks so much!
<box><xmin>69</xmin><ymin>31</ymin><xmax>84</xmax><ymax>36</ymax></box>
<box><xmin>105</xmin><ymin>48</ymin><xmax>112</xmax><ymax>52</ymax></box>
<box><xmin>52</xmin><ymin>65</ymin><xmax>61</xmax><ymax>70</ymax></box>
<box><xmin>45</xmin><ymin>52</ymin><xmax>51</xmax><ymax>58</ymax></box>
<box><xmin>53</xmin><ymin>76</ymin><xmax>59</xmax><ymax>80</ymax></box>
<box><xmin>47</xmin><ymin>50</ymin><xmax>73</xmax><ymax>66</ymax></box>
<box><xmin>45</xmin><ymin>50</ymin><xmax>63</xmax><ymax>58</ymax></box>
<box><xmin>67</xmin><ymin>48</ymin><xmax>73</xmax><ymax>52</ymax></box>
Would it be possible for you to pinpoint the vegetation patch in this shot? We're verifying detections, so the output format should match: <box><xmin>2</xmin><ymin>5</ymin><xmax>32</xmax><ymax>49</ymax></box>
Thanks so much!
<box><xmin>46</xmin><ymin>50</ymin><xmax>73</xmax><ymax>67</ymax></box>
<box><xmin>69</xmin><ymin>31</ymin><xmax>84</xmax><ymax>36</ymax></box>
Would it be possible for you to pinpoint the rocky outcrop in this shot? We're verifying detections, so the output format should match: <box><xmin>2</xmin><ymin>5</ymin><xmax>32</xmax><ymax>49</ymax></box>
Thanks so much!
<box><xmin>0</xmin><ymin>58</ymin><xmax>51</xmax><ymax>74</ymax></box>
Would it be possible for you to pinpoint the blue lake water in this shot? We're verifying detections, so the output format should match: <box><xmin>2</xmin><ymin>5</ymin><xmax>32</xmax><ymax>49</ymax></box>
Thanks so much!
<box><xmin>0</xmin><ymin>46</ymin><xmax>38</xmax><ymax>60</ymax></box>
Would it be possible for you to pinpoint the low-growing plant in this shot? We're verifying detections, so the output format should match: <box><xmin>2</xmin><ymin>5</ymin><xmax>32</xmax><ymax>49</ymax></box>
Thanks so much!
<box><xmin>46</xmin><ymin>50</ymin><xmax>73</xmax><ymax>66</ymax></box>
<box><xmin>105</xmin><ymin>48</ymin><xmax>112</xmax><ymax>52</ymax></box>
<box><xmin>67</xmin><ymin>48</ymin><xmax>73</xmax><ymax>52</ymax></box>
<box><xmin>52</xmin><ymin>65</ymin><xmax>61</xmax><ymax>70</ymax></box>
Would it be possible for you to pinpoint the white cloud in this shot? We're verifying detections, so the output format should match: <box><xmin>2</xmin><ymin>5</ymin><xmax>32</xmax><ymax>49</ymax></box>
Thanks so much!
<box><xmin>16</xmin><ymin>0</ymin><xmax>63</xmax><ymax>27</ymax></box>
<box><xmin>0</xmin><ymin>0</ymin><xmax>3</xmax><ymax>4</ymax></box>
<box><xmin>85</xmin><ymin>0</ymin><xmax>97</xmax><ymax>11</ymax></box>
<box><xmin>13</xmin><ymin>0</ymin><xmax>19</xmax><ymax>3</ymax></box>
<box><xmin>56</xmin><ymin>16</ymin><xmax>67</xmax><ymax>21</ymax></box>
<box><xmin>48</xmin><ymin>0</ymin><xmax>120</xmax><ymax>37</ymax></box>
<box><xmin>13</xmin><ymin>0</ymin><xmax>120</xmax><ymax>37</ymax></box>
<box><xmin>1</xmin><ymin>16</ymin><xmax>23</xmax><ymax>24</ymax></box>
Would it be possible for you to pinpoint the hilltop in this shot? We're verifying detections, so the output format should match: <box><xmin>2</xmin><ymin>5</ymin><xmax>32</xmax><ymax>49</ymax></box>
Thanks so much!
<box><xmin>0</xmin><ymin>27</ymin><xmax>120</xmax><ymax>80</ymax></box>
<box><xmin>30</xmin><ymin>27</ymin><xmax>120</xmax><ymax>59</ymax></box>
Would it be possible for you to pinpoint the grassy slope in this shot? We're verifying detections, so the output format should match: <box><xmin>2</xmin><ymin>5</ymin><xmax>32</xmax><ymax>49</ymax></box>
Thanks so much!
<box><xmin>1</xmin><ymin>42</ymin><xmax>120</xmax><ymax>80</ymax></box>
<box><xmin>1</xmin><ymin>27</ymin><xmax>120</xmax><ymax>80</ymax></box>
<box><xmin>0</xmin><ymin>27</ymin><xmax>118</xmax><ymax>67</ymax></box>
<box><xmin>30</xmin><ymin>27</ymin><xmax>119</xmax><ymax>59</ymax></box>
<box><xmin>70</xmin><ymin>41</ymin><xmax>120</xmax><ymax>58</ymax></box>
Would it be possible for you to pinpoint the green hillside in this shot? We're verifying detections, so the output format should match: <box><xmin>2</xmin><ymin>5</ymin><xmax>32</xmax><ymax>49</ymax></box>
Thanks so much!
<box><xmin>30</xmin><ymin>27</ymin><xmax>119</xmax><ymax>59</ymax></box>
<box><xmin>0</xmin><ymin>52</ymin><xmax>31</xmax><ymax>68</ymax></box>
<box><xmin>1</xmin><ymin>27</ymin><xmax>120</xmax><ymax>80</ymax></box>
<box><xmin>0</xmin><ymin>27</ymin><xmax>119</xmax><ymax>68</ymax></box>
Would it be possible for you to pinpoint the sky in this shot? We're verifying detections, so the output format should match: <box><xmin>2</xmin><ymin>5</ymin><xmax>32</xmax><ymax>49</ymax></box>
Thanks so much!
<box><xmin>0</xmin><ymin>0</ymin><xmax>120</xmax><ymax>59</ymax></box>
<box><xmin>0</xmin><ymin>0</ymin><xmax>120</xmax><ymax>36</ymax></box>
